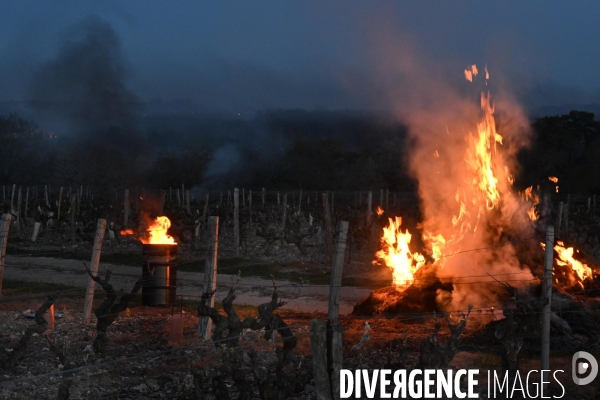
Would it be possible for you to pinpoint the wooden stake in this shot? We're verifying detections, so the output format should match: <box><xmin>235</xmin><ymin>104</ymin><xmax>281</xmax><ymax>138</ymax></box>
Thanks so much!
<box><xmin>82</xmin><ymin>219</ymin><xmax>107</xmax><ymax>324</ymax></box>
<box><xmin>563</xmin><ymin>204</ymin><xmax>569</xmax><ymax>241</ymax></box>
<box><xmin>159</xmin><ymin>190</ymin><xmax>166</xmax><ymax>214</ymax></box>
<box><xmin>124</xmin><ymin>189</ymin><xmax>130</xmax><ymax>227</ymax></box>
<box><xmin>555</xmin><ymin>201</ymin><xmax>563</xmax><ymax>239</ymax></box>
<box><xmin>15</xmin><ymin>187</ymin><xmax>21</xmax><ymax>233</ymax></box>
<box><xmin>331</xmin><ymin>191</ymin><xmax>335</xmax><ymax>218</ymax></box>
<box><xmin>322</xmin><ymin>193</ymin><xmax>333</xmax><ymax>263</ymax></box>
<box><xmin>24</xmin><ymin>187</ymin><xmax>29</xmax><ymax>220</ymax></box>
<box><xmin>242</xmin><ymin>188</ymin><xmax>246</xmax><ymax>208</ymax></box>
<box><xmin>262</xmin><ymin>188</ymin><xmax>265</xmax><ymax>206</ymax></box>
<box><xmin>10</xmin><ymin>184</ymin><xmax>15</xmax><ymax>211</ymax></box>
<box><xmin>45</xmin><ymin>185</ymin><xmax>49</xmax><ymax>207</ymax></box>
<box><xmin>176</xmin><ymin>188</ymin><xmax>181</xmax><ymax>207</ymax></box>
<box><xmin>385</xmin><ymin>188</ymin><xmax>389</xmax><ymax>209</ymax></box>
<box><xmin>298</xmin><ymin>189</ymin><xmax>302</xmax><ymax>212</ymax></box>
<box><xmin>198</xmin><ymin>216</ymin><xmax>219</xmax><ymax>339</ymax></box>
<box><xmin>281</xmin><ymin>193</ymin><xmax>288</xmax><ymax>245</ymax></box>
<box><xmin>0</xmin><ymin>214</ymin><xmax>13</xmax><ymax>295</ymax></box>
<box><xmin>70</xmin><ymin>194</ymin><xmax>76</xmax><ymax>243</ymax></box>
<box><xmin>277</xmin><ymin>192</ymin><xmax>280</xmax><ymax>206</ymax></box>
<box><xmin>588</xmin><ymin>198</ymin><xmax>591</xmax><ymax>214</ymax></box>
<box><xmin>234</xmin><ymin>188</ymin><xmax>240</xmax><ymax>257</ymax></box>
<box><xmin>186</xmin><ymin>190</ymin><xmax>191</xmax><ymax>214</ymax></box>
<box><xmin>201</xmin><ymin>193</ymin><xmax>209</xmax><ymax>239</ymax></box>
<box><xmin>31</xmin><ymin>222</ymin><xmax>41</xmax><ymax>242</ymax></box>
<box><xmin>367</xmin><ymin>191</ymin><xmax>372</xmax><ymax>226</ymax></box>
<box><xmin>541</xmin><ymin>225</ymin><xmax>554</xmax><ymax>389</ymax></box>
<box><xmin>310</xmin><ymin>319</ymin><xmax>332</xmax><ymax>400</ymax></box>
<box><xmin>57</xmin><ymin>187</ymin><xmax>64</xmax><ymax>222</ymax></box>
<box><xmin>328</xmin><ymin>219</ymin><xmax>348</xmax><ymax>400</ymax></box>
<box><xmin>380</xmin><ymin>188</ymin><xmax>383</xmax><ymax>206</ymax></box>
<box><xmin>249</xmin><ymin>190</ymin><xmax>253</xmax><ymax>229</ymax></box>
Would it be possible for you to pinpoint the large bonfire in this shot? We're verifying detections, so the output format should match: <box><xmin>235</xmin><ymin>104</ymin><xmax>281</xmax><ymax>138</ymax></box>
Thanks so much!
<box><xmin>355</xmin><ymin>65</ymin><xmax>595</xmax><ymax>316</ymax></box>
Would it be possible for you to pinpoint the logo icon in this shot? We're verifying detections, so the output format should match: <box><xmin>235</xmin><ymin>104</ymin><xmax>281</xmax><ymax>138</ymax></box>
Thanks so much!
<box><xmin>572</xmin><ymin>351</ymin><xmax>598</xmax><ymax>385</ymax></box>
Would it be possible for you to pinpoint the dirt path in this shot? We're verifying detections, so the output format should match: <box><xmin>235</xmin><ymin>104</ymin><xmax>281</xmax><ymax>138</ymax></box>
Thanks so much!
<box><xmin>3</xmin><ymin>255</ymin><xmax>370</xmax><ymax>314</ymax></box>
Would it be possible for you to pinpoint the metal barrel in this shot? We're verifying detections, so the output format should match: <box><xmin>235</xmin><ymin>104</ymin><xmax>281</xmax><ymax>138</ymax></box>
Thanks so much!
<box><xmin>141</xmin><ymin>244</ymin><xmax>177</xmax><ymax>306</ymax></box>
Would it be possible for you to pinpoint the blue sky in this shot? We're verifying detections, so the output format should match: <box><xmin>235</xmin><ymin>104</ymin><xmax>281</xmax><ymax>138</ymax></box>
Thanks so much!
<box><xmin>2</xmin><ymin>1</ymin><xmax>600</xmax><ymax>113</ymax></box>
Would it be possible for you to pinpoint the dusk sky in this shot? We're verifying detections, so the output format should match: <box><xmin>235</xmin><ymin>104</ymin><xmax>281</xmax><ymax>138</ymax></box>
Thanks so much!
<box><xmin>2</xmin><ymin>1</ymin><xmax>600</xmax><ymax>114</ymax></box>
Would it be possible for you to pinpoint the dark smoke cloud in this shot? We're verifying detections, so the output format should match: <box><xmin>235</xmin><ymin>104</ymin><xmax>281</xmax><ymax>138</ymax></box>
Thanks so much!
<box><xmin>28</xmin><ymin>16</ymin><xmax>141</xmax><ymax>149</ymax></box>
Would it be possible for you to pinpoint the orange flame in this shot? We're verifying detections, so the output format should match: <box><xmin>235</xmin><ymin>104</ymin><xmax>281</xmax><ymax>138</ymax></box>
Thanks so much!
<box><xmin>120</xmin><ymin>216</ymin><xmax>176</xmax><ymax>244</ymax></box>
<box><xmin>464</xmin><ymin>92</ymin><xmax>503</xmax><ymax>211</ymax></box>
<box><xmin>523</xmin><ymin>186</ymin><xmax>539</xmax><ymax>221</ymax></box>
<box><xmin>554</xmin><ymin>240</ymin><xmax>592</xmax><ymax>285</ymax></box>
<box><xmin>376</xmin><ymin>206</ymin><xmax>384</xmax><ymax>216</ymax></box>
<box><xmin>548</xmin><ymin>176</ymin><xmax>558</xmax><ymax>183</ymax></box>
<box><xmin>374</xmin><ymin>217</ymin><xmax>425</xmax><ymax>286</ymax></box>
<box><xmin>144</xmin><ymin>216</ymin><xmax>176</xmax><ymax>244</ymax></box>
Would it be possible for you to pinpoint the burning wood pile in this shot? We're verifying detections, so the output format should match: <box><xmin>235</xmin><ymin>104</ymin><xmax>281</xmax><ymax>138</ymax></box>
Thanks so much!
<box><xmin>354</xmin><ymin>65</ymin><xmax>599</xmax><ymax>318</ymax></box>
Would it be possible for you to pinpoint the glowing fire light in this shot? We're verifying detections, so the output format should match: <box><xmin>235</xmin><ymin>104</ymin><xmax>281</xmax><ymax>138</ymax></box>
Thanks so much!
<box><xmin>373</xmin><ymin>217</ymin><xmax>425</xmax><ymax>286</ymax></box>
<box><xmin>554</xmin><ymin>241</ymin><xmax>593</xmax><ymax>284</ymax></box>
<box><xmin>523</xmin><ymin>186</ymin><xmax>540</xmax><ymax>221</ymax></box>
<box><xmin>121</xmin><ymin>216</ymin><xmax>176</xmax><ymax>244</ymax></box>
<box><xmin>548</xmin><ymin>176</ymin><xmax>558</xmax><ymax>183</ymax></box>
<box><xmin>541</xmin><ymin>241</ymin><xmax>593</xmax><ymax>287</ymax></box>
<box><xmin>376</xmin><ymin>206</ymin><xmax>384</xmax><ymax>216</ymax></box>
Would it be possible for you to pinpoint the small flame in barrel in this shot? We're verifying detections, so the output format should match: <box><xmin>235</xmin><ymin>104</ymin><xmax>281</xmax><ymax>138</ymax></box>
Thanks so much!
<box><xmin>121</xmin><ymin>216</ymin><xmax>176</xmax><ymax>244</ymax></box>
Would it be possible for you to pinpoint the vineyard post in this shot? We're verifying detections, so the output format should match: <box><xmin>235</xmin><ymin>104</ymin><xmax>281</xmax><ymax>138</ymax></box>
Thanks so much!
<box><xmin>298</xmin><ymin>189</ymin><xmax>302</xmax><ymax>212</ymax></box>
<box><xmin>198</xmin><ymin>216</ymin><xmax>219</xmax><ymax>339</ymax></box>
<box><xmin>57</xmin><ymin>187</ymin><xmax>64</xmax><ymax>223</ymax></box>
<box><xmin>331</xmin><ymin>191</ymin><xmax>335</xmax><ymax>218</ymax></box>
<box><xmin>45</xmin><ymin>185</ymin><xmax>49</xmax><ymax>207</ymax></box>
<box><xmin>563</xmin><ymin>203</ymin><xmax>569</xmax><ymax>241</ymax></box>
<box><xmin>83</xmin><ymin>219</ymin><xmax>107</xmax><ymax>324</ymax></box>
<box><xmin>16</xmin><ymin>187</ymin><xmax>21</xmax><ymax>233</ymax></box>
<box><xmin>70</xmin><ymin>194</ymin><xmax>76</xmax><ymax>243</ymax></box>
<box><xmin>10</xmin><ymin>184</ymin><xmax>15</xmax><ymax>211</ymax></box>
<box><xmin>24</xmin><ymin>187</ymin><xmax>29</xmax><ymax>219</ymax></box>
<box><xmin>201</xmin><ymin>193</ymin><xmax>209</xmax><ymax>240</ymax></box>
<box><xmin>541</xmin><ymin>225</ymin><xmax>555</xmax><ymax>391</ymax></box>
<box><xmin>367</xmin><ymin>191</ymin><xmax>372</xmax><ymax>226</ymax></box>
<box><xmin>1</xmin><ymin>186</ymin><xmax>4</xmax><ymax>202</ymax></box>
<box><xmin>262</xmin><ymin>187</ymin><xmax>265</xmax><ymax>206</ymax></box>
<box><xmin>176</xmin><ymin>188</ymin><xmax>181</xmax><ymax>207</ymax></box>
<box><xmin>277</xmin><ymin>192</ymin><xmax>280</xmax><ymax>206</ymax></box>
<box><xmin>380</xmin><ymin>188</ymin><xmax>383</xmax><ymax>207</ymax></box>
<box><xmin>328</xmin><ymin>220</ymin><xmax>348</xmax><ymax>400</ymax></box>
<box><xmin>322</xmin><ymin>193</ymin><xmax>333</xmax><ymax>263</ymax></box>
<box><xmin>249</xmin><ymin>190</ymin><xmax>253</xmax><ymax>229</ymax></box>
<box><xmin>234</xmin><ymin>188</ymin><xmax>240</xmax><ymax>257</ymax></box>
<box><xmin>186</xmin><ymin>190</ymin><xmax>191</xmax><ymax>214</ymax></box>
<box><xmin>0</xmin><ymin>214</ymin><xmax>13</xmax><ymax>295</ymax></box>
<box><xmin>31</xmin><ymin>222</ymin><xmax>41</xmax><ymax>242</ymax></box>
<box><xmin>280</xmin><ymin>193</ymin><xmax>288</xmax><ymax>245</ymax></box>
<box><xmin>587</xmin><ymin>198</ymin><xmax>591</xmax><ymax>214</ymax></box>
<box><xmin>310</xmin><ymin>318</ymin><xmax>332</xmax><ymax>400</ymax></box>
<box><xmin>385</xmin><ymin>188</ymin><xmax>389</xmax><ymax>209</ymax></box>
<box><xmin>159</xmin><ymin>190</ymin><xmax>166</xmax><ymax>214</ymax></box>
<box><xmin>555</xmin><ymin>201</ymin><xmax>563</xmax><ymax>239</ymax></box>
<box><xmin>124</xmin><ymin>189</ymin><xmax>130</xmax><ymax>227</ymax></box>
